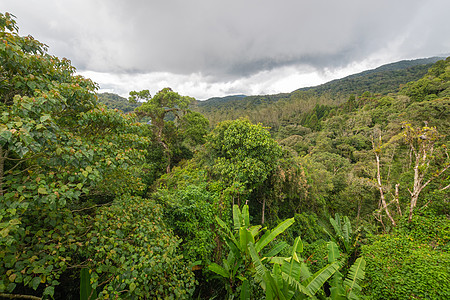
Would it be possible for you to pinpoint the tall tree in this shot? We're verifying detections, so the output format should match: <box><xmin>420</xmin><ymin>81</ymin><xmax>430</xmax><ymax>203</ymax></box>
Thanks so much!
<box><xmin>129</xmin><ymin>88</ymin><xmax>194</xmax><ymax>172</ymax></box>
<box><xmin>402</xmin><ymin>124</ymin><xmax>450</xmax><ymax>222</ymax></box>
<box><xmin>206</xmin><ymin>118</ymin><xmax>282</xmax><ymax>222</ymax></box>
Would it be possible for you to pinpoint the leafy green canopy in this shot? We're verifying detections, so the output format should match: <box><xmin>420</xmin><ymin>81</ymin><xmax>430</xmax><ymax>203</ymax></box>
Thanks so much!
<box><xmin>207</xmin><ymin>118</ymin><xmax>282</xmax><ymax>199</ymax></box>
<box><xmin>0</xmin><ymin>12</ymin><xmax>199</xmax><ymax>299</ymax></box>
<box><xmin>362</xmin><ymin>214</ymin><xmax>450</xmax><ymax>299</ymax></box>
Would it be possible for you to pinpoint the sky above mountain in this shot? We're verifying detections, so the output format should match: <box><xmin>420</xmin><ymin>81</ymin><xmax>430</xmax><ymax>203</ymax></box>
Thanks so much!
<box><xmin>2</xmin><ymin>0</ymin><xmax>450</xmax><ymax>99</ymax></box>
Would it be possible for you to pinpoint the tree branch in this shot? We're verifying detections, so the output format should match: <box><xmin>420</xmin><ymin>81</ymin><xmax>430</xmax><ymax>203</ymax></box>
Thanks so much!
<box><xmin>0</xmin><ymin>294</ymin><xmax>41</xmax><ymax>300</ymax></box>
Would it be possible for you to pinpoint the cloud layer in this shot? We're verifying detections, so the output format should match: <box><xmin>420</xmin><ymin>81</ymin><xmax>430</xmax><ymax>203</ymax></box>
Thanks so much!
<box><xmin>2</xmin><ymin>0</ymin><xmax>450</xmax><ymax>98</ymax></box>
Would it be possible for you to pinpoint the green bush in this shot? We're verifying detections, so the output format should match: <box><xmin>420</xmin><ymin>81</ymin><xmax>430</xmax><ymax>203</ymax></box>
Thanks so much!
<box><xmin>362</xmin><ymin>216</ymin><xmax>450</xmax><ymax>300</ymax></box>
<box><xmin>82</xmin><ymin>195</ymin><xmax>196</xmax><ymax>299</ymax></box>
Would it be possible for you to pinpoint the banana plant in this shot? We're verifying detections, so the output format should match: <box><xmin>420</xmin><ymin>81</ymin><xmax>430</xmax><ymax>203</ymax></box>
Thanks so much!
<box><xmin>249</xmin><ymin>236</ymin><xmax>343</xmax><ymax>299</ymax></box>
<box><xmin>323</xmin><ymin>213</ymin><xmax>360</xmax><ymax>255</ymax></box>
<box><xmin>208</xmin><ymin>205</ymin><xmax>294</xmax><ymax>298</ymax></box>
<box><xmin>327</xmin><ymin>241</ymin><xmax>366</xmax><ymax>300</ymax></box>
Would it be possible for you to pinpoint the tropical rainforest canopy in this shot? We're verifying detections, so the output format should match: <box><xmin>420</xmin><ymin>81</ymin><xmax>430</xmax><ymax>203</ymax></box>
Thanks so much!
<box><xmin>1</xmin><ymin>12</ymin><xmax>449</xmax><ymax>299</ymax></box>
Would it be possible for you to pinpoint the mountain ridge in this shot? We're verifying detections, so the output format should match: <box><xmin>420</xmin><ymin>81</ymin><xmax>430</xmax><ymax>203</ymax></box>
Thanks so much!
<box><xmin>198</xmin><ymin>56</ymin><xmax>443</xmax><ymax>108</ymax></box>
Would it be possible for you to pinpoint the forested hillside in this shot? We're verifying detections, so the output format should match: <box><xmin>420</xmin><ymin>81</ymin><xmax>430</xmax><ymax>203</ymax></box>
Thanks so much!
<box><xmin>1</xmin><ymin>13</ymin><xmax>449</xmax><ymax>300</ymax></box>
<box><xmin>194</xmin><ymin>57</ymin><xmax>442</xmax><ymax>129</ymax></box>
<box><xmin>97</xmin><ymin>92</ymin><xmax>139</xmax><ymax>113</ymax></box>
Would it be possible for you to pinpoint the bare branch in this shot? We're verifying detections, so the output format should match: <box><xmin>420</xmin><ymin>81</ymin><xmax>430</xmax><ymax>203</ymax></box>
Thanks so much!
<box><xmin>0</xmin><ymin>293</ymin><xmax>41</xmax><ymax>300</ymax></box>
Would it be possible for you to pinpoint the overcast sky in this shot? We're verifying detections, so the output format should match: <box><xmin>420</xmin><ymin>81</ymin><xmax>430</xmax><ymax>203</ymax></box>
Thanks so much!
<box><xmin>2</xmin><ymin>0</ymin><xmax>450</xmax><ymax>99</ymax></box>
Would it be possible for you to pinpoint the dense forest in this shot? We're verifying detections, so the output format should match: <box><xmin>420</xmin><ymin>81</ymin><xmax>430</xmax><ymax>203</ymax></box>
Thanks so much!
<box><xmin>1</xmin><ymin>12</ymin><xmax>449</xmax><ymax>299</ymax></box>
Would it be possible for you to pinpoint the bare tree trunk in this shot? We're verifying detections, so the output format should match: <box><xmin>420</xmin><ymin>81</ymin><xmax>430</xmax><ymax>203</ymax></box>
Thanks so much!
<box><xmin>394</xmin><ymin>183</ymin><xmax>402</xmax><ymax>216</ymax></box>
<box><xmin>408</xmin><ymin>160</ymin><xmax>423</xmax><ymax>222</ymax></box>
<box><xmin>408</xmin><ymin>160</ymin><xmax>449</xmax><ymax>222</ymax></box>
<box><xmin>375</xmin><ymin>151</ymin><xmax>396</xmax><ymax>226</ymax></box>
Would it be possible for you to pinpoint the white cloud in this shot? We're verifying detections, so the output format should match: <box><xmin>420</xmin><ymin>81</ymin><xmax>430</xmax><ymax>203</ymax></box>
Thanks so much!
<box><xmin>2</xmin><ymin>0</ymin><xmax>449</xmax><ymax>99</ymax></box>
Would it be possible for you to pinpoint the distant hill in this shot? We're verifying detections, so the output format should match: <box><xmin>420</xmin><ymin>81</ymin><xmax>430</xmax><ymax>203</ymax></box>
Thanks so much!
<box><xmin>296</xmin><ymin>56</ymin><xmax>444</xmax><ymax>95</ymax></box>
<box><xmin>197</xmin><ymin>57</ymin><xmax>443</xmax><ymax>112</ymax></box>
<box><xmin>198</xmin><ymin>94</ymin><xmax>246</xmax><ymax>106</ymax></box>
<box><xmin>97</xmin><ymin>92</ymin><xmax>139</xmax><ymax>113</ymax></box>
<box><xmin>193</xmin><ymin>57</ymin><xmax>445</xmax><ymax>128</ymax></box>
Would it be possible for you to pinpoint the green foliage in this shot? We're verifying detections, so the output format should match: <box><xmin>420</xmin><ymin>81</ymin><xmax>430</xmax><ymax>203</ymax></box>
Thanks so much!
<box><xmin>249</xmin><ymin>237</ymin><xmax>345</xmax><ymax>299</ymax></box>
<box><xmin>209</xmin><ymin>205</ymin><xmax>363</xmax><ymax>299</ymax></box>
<box><xmin>323</xmin><ymin>213</ymin><xmax>360</xmax><ymax>255</ymax></box>
<box><xmin>287</xmin><ymin>212</ymin><xmax>327</xmax><ymax>244</ymax></box>
<box><xmin>362</xmin><ymin>213</ymin><xmax>450</xmax><ymax>299</ymax></box>
<box><xmin>208</xmin><ymin>204</ymin><xmax>295</xmax><ymax>298</ymax></box>
<box><xmin>207</xmin><ymin>118</ymin><xmax>282</xmax><ymax>201</ymax></box>
<box><xmin>97</xmin><ymin>92</ymin><xmax>139</xmax><ymax>113</ymax></box>
<box><xmin>82</xmin><ymin>195</ymin><xmax>196</xmax><ymax>299</ymax></box>
<box><xmin>401</xmin><ymin>57</ymin><xmax>450</xmax><ymax>101</ymax></box>
<box><xmin>130</xmin><ymin>88</ymin><xmax>196</xmax><ymax>173</ymax></box>
<box><xmin>179</xmin><ymin>111</ymin><xmax>210</xmax><ymax>148</ymax></box>
<box><xmin>0</xmin><ymin>14</ymin><xmax>170</xmax><ymax>299</ymax></box>
<box><xmin>155</xmin><ymin>166</ymin><xmax>219</xmax><ymax>263</ymax></box>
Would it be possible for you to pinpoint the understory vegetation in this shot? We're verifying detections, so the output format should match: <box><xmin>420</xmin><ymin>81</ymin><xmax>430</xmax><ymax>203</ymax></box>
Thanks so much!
<box><xmin>1</xmin><ymin>13</ymin><xmax>449</xmax><ymax>299</ymax></box>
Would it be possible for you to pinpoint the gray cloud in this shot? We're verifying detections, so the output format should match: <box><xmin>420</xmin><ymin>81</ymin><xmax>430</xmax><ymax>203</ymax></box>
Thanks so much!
<box><xmin>1</xmin><ymin>0</ymin><xmax>449</xmax><ymax>98</ymax></box>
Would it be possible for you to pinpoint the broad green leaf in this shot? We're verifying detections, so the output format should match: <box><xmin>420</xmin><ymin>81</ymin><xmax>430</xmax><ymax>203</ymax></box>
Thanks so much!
<box><xmin>233</xmin><ymin>205</ymin><xmax>242</xmax><ymax>230</ymax></box>
<box><xmin>37</xmin><ymin>187</ymin><xmax>48</xmax><ymax>195</ymax></box>
<box><xmin>242</xmin><ymin>205</ymin><xmax>250</xmax><ymax>227</ymax></box>
<box><xmin>43</xmin><ymin>286</ymin><xmax>55</xmax><ymax>297</ymax></box>
<box><xmin>240</xmin><ymin>279</ymin><xmax>250</xmax><ymax>300</ymax></box>
<box><xmin>215</xmin><ymin>216</ymin><xmax>239</xmax><ymax>247</ymax></box>
<box><xmin>305</xmin><ymin>261</ymin><xmax>341</xmax><ymax>295</ymax></box>
<box><xmin>31</xmin><ymin>276</ymin><xmax>41</xmax><ymax>290</ymax></box>
<box><xmin>0</xmin><ymin>130</ymin><xmax>12</xmax><ymax>145</ymax></box>
<box><xmin>208</xmin><ymin>263</ymin><xmax>229</xmax><ymax>278</ymax></box>
<box><xmin>328</xmin><ymin>241</ymin><xmax>340</xmax><ymax>263</ymax></box>
<box><xmin>280</xmin><ymin>272</ymin><xmax>311</xmax><ymax>297</ymax></box>
<box><xmin>344</xmin><ymin>257</ymin><xmax>366</xmax><ymax>300</ymax></box>
<box><xmin>292</xmin><ymin>236</ymin><xmax>303</xmax><ymax>254</ymax></box>
<box><xmin>256</xmin><ymin>217</ymin><xmax>294</xmax><ymax>252</ymax></box>
<box><xmin>264</xmin><ymin>241</ymin><xmax>288</xmax><ymax>258</ymax></box>
<box><xmin>249</xmin><ymin>243</ymin><xmax>286</xmax><ymax>300</ymax></box>
<box><xmin>129</xmin><ymin>282</ymin><xmax>136</xmax><ymax>293</ymax></box>
<box><xmin>249</xmin><ymin>225</ymin><xmax>262</xmax><ymax>238</ymax></box>
<box><xmin>40</xmin><ymin>115</ymin><xmax>51</xmax><ymax>123</ymax></box>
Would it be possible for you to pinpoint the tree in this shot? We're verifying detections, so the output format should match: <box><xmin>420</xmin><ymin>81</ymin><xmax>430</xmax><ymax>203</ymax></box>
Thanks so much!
<box><xmin>129</xmin><ymin>88</ymin><xmax>194</xmax><ymax>172</ymax></box>
<box><xmin>0</xmin><ymin>13</ymin><xmax>156</xmax><ymax>298</ymax></box>
<box><xmin>206</xmin><ymin>118</ymin><xmax>282</xmax><ymax>222</ymax></box>
<box><xmin>402</xmin><ymin>124</ymin><xmax>450</xmax><ymax>222</ymax></box>
<box><xmin>371</xmin><ymin>133</ymin><xmax>397</xmax><ymax>227</ymax></box>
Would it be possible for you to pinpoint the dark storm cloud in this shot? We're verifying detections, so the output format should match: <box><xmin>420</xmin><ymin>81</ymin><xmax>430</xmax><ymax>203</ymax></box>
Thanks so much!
<box><xmin>1</xmin><ymin>0</ymin><xmax>449</xmax><ymax>98</ymax></box>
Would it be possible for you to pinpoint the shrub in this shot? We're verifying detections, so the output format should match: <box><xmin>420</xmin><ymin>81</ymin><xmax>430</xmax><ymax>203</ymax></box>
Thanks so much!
<box><xmin>362</xmin><ymin>214</ymin><xmax>450</xmax><ymax>299</ymax></box>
